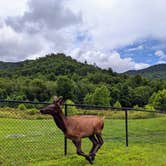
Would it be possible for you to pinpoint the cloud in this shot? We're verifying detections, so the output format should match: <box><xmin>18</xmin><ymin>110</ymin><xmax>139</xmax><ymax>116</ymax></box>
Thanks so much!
<box><xmin>157</xmin><ymin>60</ymin><xmax>166</xmax><ymax>64</ymax></box>
<box><xmin>6</xmin><ymin>0</ymin><xmax>81</xmax><ymax>33</ymax></box>
<box><xmin>155</xmin><ymin>50</ymin><xmax>166</xmax><ymax>59</ymax></box>
<box><xmin>70</xmin><ymin>49</ymin><xmax>149</xmax><ymax>73</ymax></box>
<box><xmin>0</xmin><ymin>0</ymin><xmax>165</xmax><ymax>72</ymax></box>
<box><xmin>0</xmin><ymin>0</ymin><xmax>82</xmax><ymax>61</ymax></box>
<box><xmin>0</xmin><ymin>0</ymin><xmax>27</xmax><ymax>18</ymax></box>
<box><xmin>127</xmin><ymin>45</ymin><xmax>144</xmax><ymax>52</ymax></box>
<box><xmin>134</xmin><ymin>63</ymin><xmax>150</xmax><ymax>70</ymax></box>
<box><xmin>0</xmin><ymin>20</ymin><xmax>49</xmax><ymax>61</ymax></box>
<box><xmin>68</xmin><ymin>0</ymin><xmax>166</xmax><ymax>50</ymax></box>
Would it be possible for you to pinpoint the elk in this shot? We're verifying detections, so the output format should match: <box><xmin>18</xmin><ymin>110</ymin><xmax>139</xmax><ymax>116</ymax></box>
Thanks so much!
<box><xmin>40</xmin><ymin>96</ymin><xmax>104</xmax><ymax>164</ymax></box>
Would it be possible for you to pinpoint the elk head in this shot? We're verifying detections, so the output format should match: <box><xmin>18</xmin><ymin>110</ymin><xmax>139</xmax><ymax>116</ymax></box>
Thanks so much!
<box><xmin>40</xmin><ymin>96</ymin><xmax>64</xmax><ymax>115</ymax></box>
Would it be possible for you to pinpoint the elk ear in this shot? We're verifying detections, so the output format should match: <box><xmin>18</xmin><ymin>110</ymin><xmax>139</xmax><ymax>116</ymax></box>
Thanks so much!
<box><xmin>53</xmin><ymin>96</ymin><xmax>58</xmax><ymax>104</ymax></box>
<box><xmin>58</xmin><ymin>96</ymin><xmax>64</xmax><ymax>106</ymax></box>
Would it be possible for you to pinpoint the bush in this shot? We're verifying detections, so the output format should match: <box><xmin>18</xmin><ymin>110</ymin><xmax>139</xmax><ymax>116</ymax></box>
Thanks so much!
<box><xmin>113</xmin><ymin>101</ymin><xmax>122</xmax><ymax>112</ymax></box>
<box><xmin>66</xmin><ymin>99</ymin><xmax>78</xmax><ymax>115</ymax></box>
<box><xmin>26</xmin><ymin>109</ymin><xmax>38</xmax><ymax>115</ymax></box>
<box><xmin>149</xmin><ymin>89</ymin><xmax>166</xmax><ymax>110</ymax></box>
<box><xmin>18</xmin><ymin>104</ymin><xmax>26</xmax><ymax>111</ymax></box>
<box><xmin>145</xmin><ymin>104</ymin><xmax>155</xmax><ymax>111</ymax></box>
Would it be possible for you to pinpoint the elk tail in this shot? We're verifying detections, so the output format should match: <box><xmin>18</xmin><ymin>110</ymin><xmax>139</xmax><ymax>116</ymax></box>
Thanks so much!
<box><xmin>102</xmin><ymin>116</ymin><xmax>105</xmax><ymax>120</ymax></box>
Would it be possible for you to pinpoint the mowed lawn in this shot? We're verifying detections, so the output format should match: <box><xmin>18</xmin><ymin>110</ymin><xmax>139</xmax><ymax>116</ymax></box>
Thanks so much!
<box><xmin>0</xmin><ymin>117</ymin><xmax>166</xmax><ymax>166</ymax></box>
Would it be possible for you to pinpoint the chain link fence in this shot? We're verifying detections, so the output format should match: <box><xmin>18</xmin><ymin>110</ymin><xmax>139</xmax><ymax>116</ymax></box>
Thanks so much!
<box><xmin>0</xmin><ymin>100</ymin><xmax>166</xmax><ymax>165</ymax></box>
<box><xmin>0</xmin><ymin>101</ymin><xmax>64</xmax><ymax>165</ymax></box>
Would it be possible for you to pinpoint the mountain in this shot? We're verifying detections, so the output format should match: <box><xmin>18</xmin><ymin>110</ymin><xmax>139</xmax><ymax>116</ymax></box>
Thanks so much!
<box><xmin>125</xmin><ymin>64</ymin><xmax>166</xmax><ymax>80</ymax></box>
<box><xmin>0</xmin><ymin>61</ymin><xmax>21</xmax><ymax>70</ymax></box>
<box><xmin>0</xmin><ymin>53</ymin><xmax>115</xmax><ymax>79</ymax></box>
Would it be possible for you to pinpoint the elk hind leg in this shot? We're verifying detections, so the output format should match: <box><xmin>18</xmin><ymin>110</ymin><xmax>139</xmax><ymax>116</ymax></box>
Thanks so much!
<box><xmin>92</xmin><ymin>133</ymin><xmax>104</xmax><ymax>154</ymax></box>
<box><xmin>88</xmin><ymin>135</ymin><xmax>99</xmax><ymax>160</ymax></box>
<box><xmin>72</xmin><ymin>139</ymin><xmax>93</xmax><ymax>164</ymax></box>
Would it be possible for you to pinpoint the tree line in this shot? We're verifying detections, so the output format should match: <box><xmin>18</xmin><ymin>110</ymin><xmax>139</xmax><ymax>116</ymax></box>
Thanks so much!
<box><xmin>0</xmin><ymin>53</ymin><xmax>166</xmax><ymax>110</ymax></box>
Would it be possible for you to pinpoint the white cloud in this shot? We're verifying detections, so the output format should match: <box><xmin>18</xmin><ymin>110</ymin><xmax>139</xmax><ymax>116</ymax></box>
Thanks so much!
<box><xmin>6</xmin><ymin>0</ymin><xmax>81</xmax><ymax>33</ymax></box>
<box><xmin>0</xmin><ymin>0</ymin><xmax>166</xmax><ymax>72</ymax></box>
<box><xmin>134</xmin><ymin>63</ymin><xmax>150</xmax><ymax>70</ymax></box>
<box><xmin>70</xmin><ymin>49</ymin><xmax>149</xmax><ymax>73</ymax></box>
<box><xmin>0</xmin><ymin>0</ymin><xmax>81</xmax><ymax>61</ymax></box>
<box><xmin>127</xmin><ymin>45</ymin><xmax>144</xmax><ymax>52</ymax></box>
<box><xmin>0</xmin><ymin>0</ymin><xmax>27</xmax><ymax>18</ymax></box>
<box><xmin>0</xmin><ymin>20</ymin><xmax>51</xmax><ymax>61</ymax></box>
<box><xmin>157</xmin><ymin>60</ymin><xmax>166</xmax><ymax>64</ymax></box>
<box><xmin>68</xmin><ymin>0</ymin><xmax>166</xmax><ymax>49</ymax></box>
<box><xmin>155</xmin><ymin>50</ymin><xmax>166</xmax><ymax>59</ymax></box>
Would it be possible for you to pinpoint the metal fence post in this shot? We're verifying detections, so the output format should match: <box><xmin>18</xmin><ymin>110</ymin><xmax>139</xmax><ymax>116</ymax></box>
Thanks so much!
<box><xmin>124</xmin><ymin>109</ymin><xmax>129</xmax><ymax>147</ymax></box>
<box><xmin>64</xmin><ymin>103</ymin><xmax>67</xmax><ymax>155</ymax></box>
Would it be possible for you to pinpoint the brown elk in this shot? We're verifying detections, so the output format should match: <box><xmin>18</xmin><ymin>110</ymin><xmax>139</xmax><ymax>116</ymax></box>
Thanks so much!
<box><xmin>40</xmin><ymin>96</ymin><xmax>104</xmax><ymax>164</ymax></box>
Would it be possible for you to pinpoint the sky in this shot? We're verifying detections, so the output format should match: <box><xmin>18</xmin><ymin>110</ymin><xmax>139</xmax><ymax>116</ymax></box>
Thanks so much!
<box><xmin>0</xmin><ymin>0</ymin><xmax>166</xmax><ymax>73</ymax></box>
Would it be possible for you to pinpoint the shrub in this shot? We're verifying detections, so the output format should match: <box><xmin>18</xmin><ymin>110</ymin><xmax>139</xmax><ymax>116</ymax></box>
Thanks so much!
<box><xmin>145</xmin><ymin>104</ymin><xmax>155</xmax><ymax>111</ymax></box>
<box><xmin>18</xmin><ymin>104</ymin><xmax>26</xmax><ymax>111</ymax></box>
<box><xmin>26</xmin><ymin>109</ymin><xmax>38</xmax><ymax>115</ymax></box>
<box><xmin>149</xmin><ymin>89</ymin><xmax>166</xmax><ymax>110</ymax></box>
<box><xmin>113</xmin><ymin>101</ymin><xmax>121</xmax><ymax>108</ymax></box>
<box><xmin>113</xmin><ymin>101</ymin><xmax>122</xmax><ymax>112</ymax></box>
<box><xmin>66</xmin><ymin>99</ymin><xmax>78</xmax><ymax>115</ymax></box>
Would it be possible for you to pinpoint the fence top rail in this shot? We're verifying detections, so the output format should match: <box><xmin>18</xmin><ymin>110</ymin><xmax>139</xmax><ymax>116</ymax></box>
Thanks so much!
<box><xmin>0</xmin><ymin>99</ymin><xmax>50</xmax><ymax>105</ymax></box>
<box><xmin>0</xmin><ymin>99</ymin><xmax>166</xmax><ymax>114</ymax></box>
<box><xmin>66</xmin><ymin>103</ymin><xmax>166</xmax><ymax>114</ymax></box>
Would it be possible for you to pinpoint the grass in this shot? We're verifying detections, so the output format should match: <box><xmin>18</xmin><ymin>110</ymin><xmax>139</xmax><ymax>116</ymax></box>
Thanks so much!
<box><xmin>0</xmin><ymin>115</ymin><xmax>166</xmax><ymax>166</ymax></box>
<box><xmin>1</xmin><ymin>106</ymin><xmax>165</xmax><ymax>120</ymax></box>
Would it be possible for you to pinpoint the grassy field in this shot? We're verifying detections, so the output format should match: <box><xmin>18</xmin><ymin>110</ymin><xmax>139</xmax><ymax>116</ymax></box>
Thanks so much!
<box><xmin>0</xmin><ymin>116</ymin><xmax>166</xmax><ymax>165</ymax></box>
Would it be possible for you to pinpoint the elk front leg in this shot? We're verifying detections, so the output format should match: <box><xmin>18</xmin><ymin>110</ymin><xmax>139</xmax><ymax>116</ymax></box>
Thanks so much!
<box><xmin>72</xmin><ymin>139</ymin><xmax>93</xmax><ymax>164</ymax></box>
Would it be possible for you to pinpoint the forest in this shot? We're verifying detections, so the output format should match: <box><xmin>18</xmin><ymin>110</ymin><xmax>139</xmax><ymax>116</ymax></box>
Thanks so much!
<box><xmin>0</xmin><ymin>53</ymin><xmax>166</xmax><ymax>110</ymax></box>
<box><xmin>126</xmin><ymin>63</ymin><xmax>166</xmax><ymax>80</ymax></box>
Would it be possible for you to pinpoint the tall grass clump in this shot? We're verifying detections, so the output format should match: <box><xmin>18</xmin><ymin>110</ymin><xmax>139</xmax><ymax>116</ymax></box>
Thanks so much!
<box><xmin>18</xmin><ymin>104</ymin><xmax>26</xmax><ymax>111</ymax></box>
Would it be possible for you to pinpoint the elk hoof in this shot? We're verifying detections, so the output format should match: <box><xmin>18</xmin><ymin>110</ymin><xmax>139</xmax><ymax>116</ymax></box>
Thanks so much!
<box><xmin>89</xmin><ymin>153</ymin><xmax>96</xmax><ymax>161</ymax></box>
<box><xmin>85</xmin><ymin>156</ymin><xmax>93</xmax><ymax>164</ymax></box>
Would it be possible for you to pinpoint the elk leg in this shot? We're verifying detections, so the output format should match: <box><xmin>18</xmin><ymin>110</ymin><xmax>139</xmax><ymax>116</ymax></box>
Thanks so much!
<box><xmin>72</xmin><ymin>139</ymin><xmax>93</xmax><ymax>164</ymax></box>
<box><xmin>88</xmin><ymin>135</ymin><xmax>98</xmax><ymax>160</ymax></box>
<box><xmin>92</xmin><ymin>133</ymin><xmax>104</xmax><ymax>154</ymax></box>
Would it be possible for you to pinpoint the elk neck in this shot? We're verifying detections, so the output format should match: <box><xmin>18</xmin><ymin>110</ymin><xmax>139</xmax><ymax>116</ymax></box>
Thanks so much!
<box><xmin>51</xmin><ymin>108</ymin><xmax>67</xmax><ymax>133</ymax></box>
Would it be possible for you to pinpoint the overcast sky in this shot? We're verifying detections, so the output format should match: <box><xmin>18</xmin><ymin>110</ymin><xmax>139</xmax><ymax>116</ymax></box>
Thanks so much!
<box><xmin>0</xmin><ymin>0</ymin><xmax>166</xmax><ymax>72</ymax></box>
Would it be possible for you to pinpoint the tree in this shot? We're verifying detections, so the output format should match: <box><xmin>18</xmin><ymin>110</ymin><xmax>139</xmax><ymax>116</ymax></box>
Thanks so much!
<box><xmin>56</xmin><ymin>76</ymin><xmax>75</xmax><ymax>100</ymax></box>
<box><xmin>93</xmin><ymin>85</ymin><xmax>111</xmax><ymax>106</ymax></box>
<box><xmin>110</xmin><ymin>87</ymin><xmax>121</xmax><ymax>105</ymax></box>
<box><xmin>149</xmin><ymin>89</ymin><xmax>166</xmax><ymax>110</ymax></box>
<box><xmin>83</xmin><ymin>85</ymin><xmax>110</xmax><ymax>106</ymax></box>
<box><xmin>132</xmin><ymin>86</ymin><xmax>152</xmax><ymax>107</ymax></box>
<box><xmin>113</xmin><ymin>101</ymin><xmax>121</xmax><ymax>108</ymax></box>
<box><xmin>0</xmin><ymin>88</ymin><xmax>7</xmax><ymax>99</ymax></box>
<box><xmin>75</xmin><ymin>79</ymin><xmax>96</xmax><ymax>103</ymax></box>
<box><xmin>26</xmin><ymin>79</ymin><xmax>50</xmax><ymax>101</ymax></box>
<box><xmin>119</xmin><ymin>85</ymin><xmax>133</xmax><ymax>107</ymax></box>
<box><xmin>84</xmin><ymin>93</ymin><xmax>93</xmax><ymax>104</ymax></box>
<box><xmin>129</xmin><ymin>74</ymin><xmax>143</xmax><ymax>87</ymax></box>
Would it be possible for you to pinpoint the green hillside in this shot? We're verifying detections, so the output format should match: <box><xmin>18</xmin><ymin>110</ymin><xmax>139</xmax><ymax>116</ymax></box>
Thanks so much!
<box><xmin>0</xmin><ymin>61</ymin><xmax>21</xmax><ymax>70</ymax></box>
<box><xmin>125</xmin><ymin>64</ymin><xmax>166</xmax><ymax>80</ymax></box>
<box><xmin>0</xmin><ymin>53</ymin><xmax>114</xmax><ymax>79</ymax></box>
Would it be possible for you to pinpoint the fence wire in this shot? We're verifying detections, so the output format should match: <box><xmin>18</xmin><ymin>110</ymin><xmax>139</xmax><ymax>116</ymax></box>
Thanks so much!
<box><xmin>0</xmin><ymin>100</ymin><xmax>166</xmax><ymax>165</ymax></box>
<box><xmin>0</xmin><ymin>102</ymin><xmax>64</xmax><ymax>165</ymax></box>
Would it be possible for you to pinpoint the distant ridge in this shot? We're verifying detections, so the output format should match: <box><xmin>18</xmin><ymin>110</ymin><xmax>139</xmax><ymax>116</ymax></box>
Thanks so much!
<box><xmin>125</xmin><ymin>64</ymin><xmax>166</xmax><ymax>80</ymax></box>
<box><xmin>0</xmin><ymin>53</ymin><xmax>115</xmax><ymax>78</ymax></box>
<box><xmin>0</xmin><ymin>61</ymin><xmax>21</xmax><ymax>70</ymax></box>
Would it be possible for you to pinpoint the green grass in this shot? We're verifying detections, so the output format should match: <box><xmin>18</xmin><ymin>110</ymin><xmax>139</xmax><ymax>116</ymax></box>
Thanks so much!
<box><xmin>1</xmin><ymin>107</ymin><xmax>164</xmax><ymax>120</ymax></box>
<box><xmin>0</xmin><ymin>117</ymin><xmax>166</xmax><ymax>166</ymax></box>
